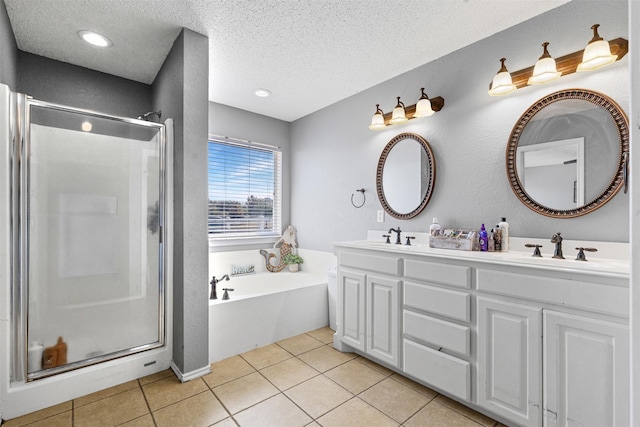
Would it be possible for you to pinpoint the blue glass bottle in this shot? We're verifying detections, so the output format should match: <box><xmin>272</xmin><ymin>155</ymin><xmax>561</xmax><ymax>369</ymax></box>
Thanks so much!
<box><xmin>479</xmin><ymin>224</ymin><xmax>488</xmax><ymax>252</ymax></box>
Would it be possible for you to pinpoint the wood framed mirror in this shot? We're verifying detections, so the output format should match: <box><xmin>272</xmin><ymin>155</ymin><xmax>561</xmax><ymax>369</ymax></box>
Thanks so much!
<box><xmin>506</xmin><ymin>89</ymin><xmax>629</xmax><ymax>218</ymax></box>
<box><xmin>376</xmin><ymin>132</ymin><xmax>436</xmax><ymax>219</ymax></box>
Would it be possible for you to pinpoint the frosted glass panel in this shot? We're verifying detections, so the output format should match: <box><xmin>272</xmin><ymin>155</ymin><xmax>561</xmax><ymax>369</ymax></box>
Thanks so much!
<box><xmin>26</xmin><ymin>105</ymin><xmax>164</xmax><ymax>376</ymax></box>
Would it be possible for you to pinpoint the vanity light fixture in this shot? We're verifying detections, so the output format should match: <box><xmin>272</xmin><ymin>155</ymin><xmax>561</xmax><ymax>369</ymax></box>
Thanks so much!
<box><xmin>488</xmin><ymin>24</ymin><xmax>627</xmax><ymax>96</ymax></box>
<box><xmin>413</xmin><ymin>88</ymin><xmax>435</xmax><ymax>118</ymax></box>
<box><xmin>488</xmin><ymin>58</ymin><xmax>517</xmax><ymax>96</ymax></box>
<box><xmin>390</xmin><ymin>97</ymin><xmax>408</xmax><ymax>124</ymax></box>
<box><xmin>368</xmin><ymin>89</ymin><xmax>445</xmax><ymax>130</ymax></box>
<box><xmin>577</xmin><ymin>24</ymin><xmax>618</xmax><ymax>72</ymax></box>
<box><xmin>369</xmin><ymin>104</ymin><xmax>387</xmax><ymax>130</ymax></box>
<box><xmin>77</xmin><ymin>30</ymin><xmax>112</xmax><ymax>48</ymax></box>
<box><xmin>528</xmin><ymin>42</ymin><xmax>562</xmax><ymax>85</ymax></box>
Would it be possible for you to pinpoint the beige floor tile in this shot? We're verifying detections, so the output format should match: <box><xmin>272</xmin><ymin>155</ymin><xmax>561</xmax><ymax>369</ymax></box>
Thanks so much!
<box><xmin>119</xmin><ymin>414</ymin><xmax>156</xmax><ymax>427</ymax></box>
<box><xmin>241</xmin><ymin>343</ymin><xmax>293</xmax><ymax>370</ymax></box>
<box><xmin>325</xmin><ymin>359</ymin><xmax>387</xmax><ymax>394</ymax></box>
<box><xmin>142</xmin><ymin>376</ymin><xmax>208</xmax><ymax>411</ymax></box>
<box><xmin>317</xmin><ymin>397</ymin><xmax>398</xmax><ymax>427</ymax></box>
<box><xmin>285</xmin><ymin>375</ymin><xmax>353</xmax><ymax>419</ymax></box>
<box><xmin>137</xmin><ymin>368</ymin><xmax>174</xmax><ymax>385</ymax></box>
<box><xmin>213</xmin><ymin>371</ymin><xmax>279</xmax><ymax>414</ymax></box>
<box><xmin>306</xmin><ymin>327</ymin><xmax>335</xmax><ymax>344</ymax></box>
<box><xmin>2</xmin><ymin>402</ymin><xmax>72</xmax><ymax>427</ymax></box>
<box><xmin>24</xmin><ymin>411</ymin><xmax>72</xmax><ymax>427</ymax></box>
<box><xmin>359</xmin><ymin>377</ymin><xmax>431</xmax><ymax>423</ymax></box>
<box><xmin>277</xmin><ymin>333</ymin><xmax>325</xmax><ymax>355</ymax></box>
<box><xmin>153</xmin><ymin>390</ymin><xmax>228</xmax><ymax>427</ymax></box>
<box><xmin>213</xmin><ymin>418</ymin><xmax>239</xmax><ymax>426</ymax></box>
<box><xmin>389</xmin><ymin>373</ymin><xmax>438</xmax><ymax>399</ymax></box>
<box><xmin>203</xmin><ymin>355</ymin><xmax>256</xmax><ymax>388</ymax></box>
<box><xmin>74</xmin><ymin>388</ymin><xmax>148</xmax><ymax>427</ymax></box>
<box><xmin>234</xmin><ymin>394</ymin><xmax>312</xmax><ymax>427</ymax></box>
<box><xmin>297</xmin><ymin>345</ymin><xmax>355</xmax><ymax>372</ymax></box>
<box><xmin>435</xmin><ymin>395</ymin><xmax>497</xmax><ymax>427</ymax></box>
<box><xmin>405</xmin><ymin>401</ymin><xmax>486</xmax><ymax>427</ymax></box>
<box><xmin>74</xmin><ymin>379</ymin><xmax>139</xmax><ymax>407</ymax></box>
<box><xmin>354</xmin><ymin>356</ymin><xmax>394</xmax><ymax>376</ymax></box>
<box><xmin>260</xmin><ymin>357</ymin><xmax>319</xmax><ymax>391</ymax></box>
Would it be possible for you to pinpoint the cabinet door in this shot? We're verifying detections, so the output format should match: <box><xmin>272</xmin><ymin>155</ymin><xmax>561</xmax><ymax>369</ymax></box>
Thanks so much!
<box><xmin>338</xmin><ymin>268</ymin><xmax>366</xmax><ymax>352</ymax></box>
<box><xmin>366</xmin><ymin>274</ymin><xmax>400</xmax><ymax>367</ymax></box>
<box><xmin>477</xmin><ymin>297</ymin><xmax>542</xmax><ymax>427</ymax></box>
<box><xmin>543</xmin><ymin>311</ymin><xmax>629</xmax><ymax>427</ymax></box>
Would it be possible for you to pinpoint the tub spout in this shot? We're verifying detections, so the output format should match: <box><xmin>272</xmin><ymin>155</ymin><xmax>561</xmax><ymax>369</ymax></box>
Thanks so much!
<box><xmin>210</xmin><ymin>274</ymin><xmax>230</xmax><ymax>300</ymax></box>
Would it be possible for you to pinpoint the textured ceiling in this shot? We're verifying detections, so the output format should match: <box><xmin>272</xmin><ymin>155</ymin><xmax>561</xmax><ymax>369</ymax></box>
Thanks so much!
<box><xmin>5</xmin><ymin>0</ymin><xmax>571</xmax><ymax>122</ymax></box>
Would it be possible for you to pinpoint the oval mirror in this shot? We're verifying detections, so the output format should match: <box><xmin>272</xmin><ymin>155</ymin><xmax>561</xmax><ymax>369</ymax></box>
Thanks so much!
<box><xmin>507</xmin><ymin>89</ymin><xmax>629</xmax><ymax>218</ymax></box>
<box><xmin>377</xmin><ymin>132</ymin><xmax>436</xmax><ymax>219</ymax></box>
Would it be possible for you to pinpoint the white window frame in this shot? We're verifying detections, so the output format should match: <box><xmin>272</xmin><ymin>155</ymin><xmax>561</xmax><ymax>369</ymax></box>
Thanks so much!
<box><xmin>207</xmin><ymin>135</ymin><xmax>282</xmax><ymax>247</ymax></box>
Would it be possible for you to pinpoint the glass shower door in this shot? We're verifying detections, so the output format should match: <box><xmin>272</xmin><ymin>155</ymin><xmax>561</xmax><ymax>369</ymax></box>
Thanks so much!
<box><xmin>16</xmin><ymin>98</ymin><xmax>165</xmax><ymax>381</ymax></box>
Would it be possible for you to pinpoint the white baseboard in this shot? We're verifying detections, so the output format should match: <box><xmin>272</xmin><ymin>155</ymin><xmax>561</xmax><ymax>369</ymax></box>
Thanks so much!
<box><xmin>170</xmin><ymin>362</ymin><xmax>211</xmax><ymax>383</ymax></box>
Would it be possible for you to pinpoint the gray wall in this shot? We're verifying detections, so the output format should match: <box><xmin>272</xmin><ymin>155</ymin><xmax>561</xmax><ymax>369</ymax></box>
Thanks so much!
<box><xmin>0</xmin><ymin>0</ymin><xmax>17</xmax><ymax>90</ymax></box>
<box><xmin>153</xmin><ymin>29</ymin><xmax>209</xmax><ymax>375</ymax></box>
<box><xmin>208</xmin><ymin>101</ymin><xmax>291</xmax><ymax>250</ymax></box>
<box><xmin>18</xmin><ymin>52</ymin><xmax>152</xmax><ymax>118</ymax></box>
<box><xmin>290</xmin><ymin>0</ymin><xmax>630</xmax><ymax>252</ymax></box>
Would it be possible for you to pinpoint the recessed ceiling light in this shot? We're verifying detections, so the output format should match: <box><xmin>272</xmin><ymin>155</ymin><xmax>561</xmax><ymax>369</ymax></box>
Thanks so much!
<box><xmin>77</xmin><ymin>30</ymin><xmax>112</xmax><ymax>48</ymax></box>
<box><xmin>81</xmin><ymin>121</ymin><xmax>92</xmax><ymax>132</ymax></box>
<box><xmin>254</xmin><ymin>89</ymin><xmax>271</xmax><ymax>97</ymax></box>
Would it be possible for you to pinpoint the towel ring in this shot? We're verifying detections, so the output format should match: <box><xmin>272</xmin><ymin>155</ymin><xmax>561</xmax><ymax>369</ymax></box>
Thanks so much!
<box><xmin>351</xmin><ymin>188</ymin><xmax>366</xmax><ymax>208</ymax></box>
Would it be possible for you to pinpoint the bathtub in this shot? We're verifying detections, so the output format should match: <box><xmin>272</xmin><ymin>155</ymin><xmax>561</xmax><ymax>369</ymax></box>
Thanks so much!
<box><xmin>208</xmin><ymin>271</ymin><xmax>329</xmax><ymax>363</ymax></box>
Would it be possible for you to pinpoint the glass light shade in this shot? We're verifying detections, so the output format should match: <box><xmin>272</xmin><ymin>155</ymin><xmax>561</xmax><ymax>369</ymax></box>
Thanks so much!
<box><xmin>528</xmin><ymin>57</ymin><xmax>562</xmax><ymax>84</ymax></box>
<box><xmin>577</xmin><ymin>39</ymin><xmax>617</xmax><ymax>72</ymax></box>
<box><xmin>369</xmin><ymin>104</ymin><xmax>386</xmax><ymax>130</ymax></box>
<box><xmin>390</xmin><ymin>97</ymin><xmax>407</xmax><ymax>124</ymax></box>
<box><xmin>488</xmin><ymin>71</ymin><xmax>517</xmax><ymax>96</ymax></box>
<box><xmin>414</xmin><ymin>98</ymin><xmax>434</xmax><ymax>118</ymax></box>
<box><xmin>369</xmin><ymin>112</ymin><xmax>386</xmax><ymax>130</ymax></box>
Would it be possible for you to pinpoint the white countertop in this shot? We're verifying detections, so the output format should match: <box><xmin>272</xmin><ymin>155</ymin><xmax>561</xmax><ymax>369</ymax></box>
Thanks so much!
<box><xmin>334</xmin><ymin>236</ymin><xmax>629</xmax><ymax>280</ymax></box>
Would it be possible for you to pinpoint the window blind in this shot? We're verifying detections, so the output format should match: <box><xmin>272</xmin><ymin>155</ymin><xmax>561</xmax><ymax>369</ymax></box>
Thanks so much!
<box><xmin>208</xmin><ymin>138</ymin><xmax>282</xmax><ymax>238</ymax></box>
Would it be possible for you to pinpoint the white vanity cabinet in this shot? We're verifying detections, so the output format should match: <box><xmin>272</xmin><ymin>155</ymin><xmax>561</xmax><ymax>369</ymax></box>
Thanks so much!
<box><xmin>336</xmin><ymin>250</ymin><xmax>402</xmax><ymax>368</ymax></box>
<box><xmin>402</xmin><ymin>258</ymin><xmax>472</xmax><ymax>401</ymax></box>
<box><xmin>476</xmin><ymin>297</ymin><xmax>542</xmax><ymax>427</ymax></box>
<box><xmin>543</xmin><ymin>310</ymin><xmax>629</xmax><ymax>427</ymax></box>
<box><xmin>333</xmin><ymin>241</ymin><xmax>629</xmax><ymax>427</ymax></box>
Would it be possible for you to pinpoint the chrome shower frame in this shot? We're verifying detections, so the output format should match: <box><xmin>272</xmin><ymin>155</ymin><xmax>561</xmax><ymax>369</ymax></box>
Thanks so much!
<box><xmin>9</xmin><ymin>94</ymin><xmax>168</xmax><ymax>383</ymax></box>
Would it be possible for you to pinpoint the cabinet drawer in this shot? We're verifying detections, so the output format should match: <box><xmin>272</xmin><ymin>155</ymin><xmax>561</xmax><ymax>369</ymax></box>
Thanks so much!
<box><xmin>477</xmin><ymin>269</ymin><xmax>628</xmax><ymax>317</ymax></box>
<box><xmin>340</xmin><ymin>251</ymin><xmax>402</xmax><ymax>276</ymax></box>
<box><xmin>404</xmin><ymin>281</ymin><xmax>470</xmax><ymax>322</ymax></box>
<box><xmin>404</xmin><ymin>311</ymin><xmax>470</xmax><ymax>356</ymax></box>
<box><xmin>404</xmin><ymin>339</ymin><xmax>470</xmax><ymax>401</ymax></box>
<box><xmin>405</xmin><ymin>259</ymin><xmax>471</xmax><ymax>289</ymax></box>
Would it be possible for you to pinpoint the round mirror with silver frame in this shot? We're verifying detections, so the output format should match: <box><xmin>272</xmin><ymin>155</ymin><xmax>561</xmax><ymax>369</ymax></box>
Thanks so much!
<box><xmin>377</xmin><ymin>132</ymin><xmax>436</xmax><ymax>219</ymax></box>
<box><xmin>507</xmin><ymin>89</ymin><xmax>629</xmax><ymax>218</ymax></box>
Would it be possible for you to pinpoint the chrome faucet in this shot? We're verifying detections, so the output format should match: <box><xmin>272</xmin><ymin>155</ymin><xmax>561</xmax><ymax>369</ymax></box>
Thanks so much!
<box><xmin>551</xmin><ymin>233</ymin><xmax>564</xmax><ymax>259</ymax></box>
<box><xmin>388</xmin><ymin>227</ymin><xmax>402</xmax><ymax>244</ymax></box>
<box><xmin>210</xmin><ymin>275</ymin><xmax>230</xmax><ymax>299</ymax></box>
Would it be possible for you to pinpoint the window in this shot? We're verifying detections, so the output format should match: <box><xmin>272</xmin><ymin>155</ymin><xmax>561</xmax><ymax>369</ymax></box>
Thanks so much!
<box><xmin>208</xmin><ymin>137</ymin><xmax>282</xmax><ymax>240</ymax></box>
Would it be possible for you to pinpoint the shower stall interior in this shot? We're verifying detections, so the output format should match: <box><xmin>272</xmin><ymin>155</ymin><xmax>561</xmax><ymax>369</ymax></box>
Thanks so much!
<box><xmin>9</xmin><ymin>91</ymin><xmax>167</xmax><ymax>383</ymax></box>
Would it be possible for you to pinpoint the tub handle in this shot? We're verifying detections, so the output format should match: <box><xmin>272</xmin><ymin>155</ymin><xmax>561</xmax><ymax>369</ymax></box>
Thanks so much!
<box><xmin>222</xmin><ymin>288</ymin><xmax>234</xmax><ymax>300</ymax></box>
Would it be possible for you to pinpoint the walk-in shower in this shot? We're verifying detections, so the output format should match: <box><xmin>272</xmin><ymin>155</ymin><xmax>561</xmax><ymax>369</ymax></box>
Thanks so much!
<box><xmin>9</xmin><ymin>92</ymin><xmax>168</xmax><ymax>382</ymax></box>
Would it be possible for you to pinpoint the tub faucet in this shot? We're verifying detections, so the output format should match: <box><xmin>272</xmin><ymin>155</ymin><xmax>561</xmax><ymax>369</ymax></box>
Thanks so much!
<box><xmin>388</xmin><ymin>227</ymin><xmax>402</xmax><ymax>244</ymax></box>
<box><xmin>210</xmin><ymin>275</ymin><xmax>230</xmax><ymax>300</ymax></box>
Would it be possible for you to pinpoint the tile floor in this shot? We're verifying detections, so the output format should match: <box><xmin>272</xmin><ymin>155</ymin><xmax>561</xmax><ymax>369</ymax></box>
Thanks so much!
<box><xmin>3</xmin><ymin>327</ymin><xmax>504</xmax><ymax>427</ymax></box>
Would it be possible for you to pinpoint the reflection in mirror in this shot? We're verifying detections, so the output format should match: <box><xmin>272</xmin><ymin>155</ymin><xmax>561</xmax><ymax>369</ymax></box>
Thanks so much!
<box><xmin>377</xmin><ymin>133</ymin><xmax>435</xmax><ymax>219</ymax></box>
<box><xmin>517</xmin><ymin>138</ymin><xmax>585</xmax><ymax>209</ymax></box>
<box><xmin>507</xmin><ymin>89</ymin><xmax>628</xmax><ymax>218</ymax></box>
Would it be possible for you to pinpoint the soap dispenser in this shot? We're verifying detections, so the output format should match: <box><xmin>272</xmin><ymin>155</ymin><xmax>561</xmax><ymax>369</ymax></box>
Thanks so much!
<box><xmin>429</xmin><ymin>217</ymin><xmax>442</xmax><ymax>236</ymax></box>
